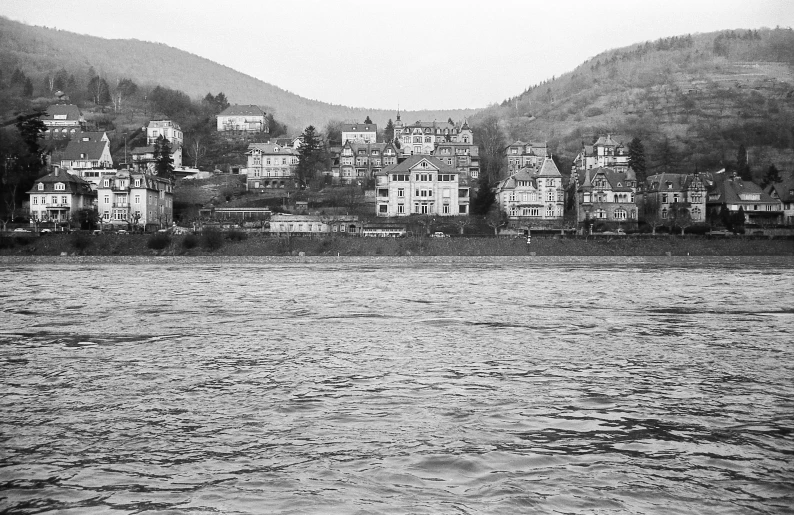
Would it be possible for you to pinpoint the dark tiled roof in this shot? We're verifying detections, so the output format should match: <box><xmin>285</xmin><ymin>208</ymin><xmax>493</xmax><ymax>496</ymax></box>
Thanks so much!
<box><xmin>61</xmin><ymin>140</ymin><xmax>108</xmax><ymax>161</ymax></box>
<box><xmin>577</xmin><ymin>167</ymin><xmax>635</xmax><ymax>191</ymax></box>
<box><xmin>246</xmin><ymin>143</ymin><xmax>297</xmax><ymax>155</ymax></box>
<box><xmin>42</xmin><ymin>104</ymin><xmax>82</xmax><ymax>121</ymax></box>
<box><xmin>708</xmin><ymin>174</ymin><xmax>777</xmax><ymax>204</ymax></box>
<box><xmin>765</xmin><ymin>175</ymin><xmax>794</xmax><ymax>202</ymax></box>
<box><xmin>342</xmin><ymin>123</ymin><xmax>377</xmax><ymax>132</ymax></box>
<box><xmin>218</xmin><ymin>105</ymin><xmax>265</xmax><ymax>117</ymax></box>
<box><xmin>27</xmin><ymin>170</ymin><xmax>94</xmax><ymax>195</ymax></box>
<box><xmin>537</xmin><ymin>158</ymin><xmax>562</xmax><ymax>177</ymax></box>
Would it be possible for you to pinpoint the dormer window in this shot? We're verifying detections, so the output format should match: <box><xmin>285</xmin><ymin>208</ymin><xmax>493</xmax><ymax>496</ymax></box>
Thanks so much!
<box><xmin>667</xmin><ymin>182</ymin><xmax>673</xmax><ymax>189</ymax></box>
<box><xmin>104</xmin><ymin>180</ymin><xmax>110</xmax><ymax>187</ymax></box>
<box><xmin>38</xmin><ymin>183</ymin><xmax>44</xmax><ymax>191</ymax></box>
<box><xmin>54</xmin><ymin>183</ymin><xmax>65</xmax><ymax>191</ymax></box>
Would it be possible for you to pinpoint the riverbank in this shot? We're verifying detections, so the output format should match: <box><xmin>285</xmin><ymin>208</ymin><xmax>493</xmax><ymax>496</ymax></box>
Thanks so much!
<box><xmin>1</xmin><ymin>232</ymin><xmax>792</xmax><ymax>258</ymax></box>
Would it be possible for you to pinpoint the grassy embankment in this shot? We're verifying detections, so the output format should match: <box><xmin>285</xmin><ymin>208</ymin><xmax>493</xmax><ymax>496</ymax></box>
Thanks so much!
<box><xmin>1</xmin><ymin>232</ymin><xmax>792</xmax><ymax>257</ymax></box>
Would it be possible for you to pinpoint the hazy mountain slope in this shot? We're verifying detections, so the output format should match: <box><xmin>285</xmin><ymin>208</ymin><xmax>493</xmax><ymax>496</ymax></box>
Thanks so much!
<box><xmin>472</xmin><ymin>28</ymin><xmax>794</xmax><ymax>177</ymax></box>
<box><xmin>0</xmin><ymin>17</ymin><xmax>477</xmax><ymax>130</ymax></box>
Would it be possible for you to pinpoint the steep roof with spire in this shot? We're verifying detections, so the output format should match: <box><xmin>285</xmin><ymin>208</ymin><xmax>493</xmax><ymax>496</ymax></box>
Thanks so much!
<box><xmin>537</xmin><ymin>157</ymin><xmax>562</xmax><ymax>177</ymax></box>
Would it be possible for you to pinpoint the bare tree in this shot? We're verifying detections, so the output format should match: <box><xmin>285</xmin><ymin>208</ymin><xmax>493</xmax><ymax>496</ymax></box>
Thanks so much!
<box><xmin>485</xmin><ymin>208</ymin><xmax>508</xmax><ymax>236</ymax></box>
<box><xmin>472</xmin><ymin>114</ymin><xmax>507</xmax><ymax>182</ymax></box>
<box><xmin>186</xmin><ymin>134</ymin><xmax>207</xmax><ymax>169</ymax></box>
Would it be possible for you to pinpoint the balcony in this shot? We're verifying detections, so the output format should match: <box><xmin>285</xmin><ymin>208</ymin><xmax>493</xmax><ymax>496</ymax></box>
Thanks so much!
<box><xmin>113</xmin><ymin>203</ymin><xmax>129</xmax><ymax>208</ymax></box>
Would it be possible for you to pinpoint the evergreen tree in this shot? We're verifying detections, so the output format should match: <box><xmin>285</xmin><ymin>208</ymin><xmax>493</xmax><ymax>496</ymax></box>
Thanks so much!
<box><xmin>364</xmin><ymin>116</ymin><xmax>373</xmax><ymax>124</ymax></box>
<box><xmin>627</xmin><ymin>137</ymin><xmax>647</xmax><ymax>183</ymax></box>
<box><xmin>22</xmin><ymin>77</ymin><xmax>34</xmax><ymax>97</ymax></box>
<box><xmin>296</xmin><ymin>125</ymin><xmax>322</xmax><ymax>189</ymax></box>
<box><xmin>736</xmin><ymin>144</ymin><xmax>752</xmax><ymax>180</ymax></box>
<box><xmin>155</xmin><ymin>136</ymin><xmax>174</xmax><ymax>180</ymax></box>
<box><xmin>384</xmin><ymin>119</ymin><xmax>395</xmax><ymax>144</ymax></box>
<box><xmin>657</xmin><ymin>137</ymin><xmax>676</xmax><ymax>172</ymax></box>
<box><xmin>761</xmin><ymin>164</ymin><xmax>782</xmax><ymax>188</ymax></box>
<box><xmin>470</xmin><ymin>177</ymin><xmax>496</xmax><ymax>216</ymax></box>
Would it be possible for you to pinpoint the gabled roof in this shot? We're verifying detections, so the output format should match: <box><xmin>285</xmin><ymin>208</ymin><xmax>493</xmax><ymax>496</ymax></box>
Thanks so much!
<box><xmin>147</xmin><ymin>120</ymin><xmax>180</xmax><ymax>129</ymax></box>
<box><xmin>708</xmin><ymin>174</ymin><xmax>777</xmax><ymax>204</ymax></box>
<box><xmin>537</xmin><ymin>157</ymin><xmax>562</xmax><ymax>177</ymax></box>
<box><xmin>577</xmin><ymin>166</ymin><xmax>635</xmax><ymax>192</ymax></box>
<box><xmin>41</xmin><ymin>104</ymin><xmax>82</xmax><ymax>121</ymax></box>
<box><xmin>27</xmin><ymin>170</ymin><xmax>94</xmax><ymax>195</ymax></box>
<box><xmin>377</xmin><ymin>154</ymin><xmax>457</xmax><ymax>176</ymax></box>
<box><xmin>646</xmin><ymin>172</ymin><xmax>706</xmax><ymax>192</ymax></box>
<box><xmin>495</xmin><ymin>169</ymin><xmax>538</xmax><ymax>192</ymax></box>
<box><xmin>218</xmin><ymin>105</ymin><xmax>265</xmax><ymax>117</ymax></box>
<box><xmin>765</xmin><ymin>176</ymin><xmax>794</xmax><ymax>202</ymax></box>
<box><xmin>61</xmin><ymin>140</ymin><xmax>108</xmax><ymax>161</ymax></box>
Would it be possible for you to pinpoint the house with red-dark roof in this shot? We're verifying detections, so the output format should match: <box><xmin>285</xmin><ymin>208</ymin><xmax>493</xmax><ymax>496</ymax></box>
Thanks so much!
<box><xmin>764</xmin><ymin>173</ymin><xmax>794</xmax><ymax>225</ymax></box>
<box><xmin>573</xmin><ymin>135</ymin><xmax>630</xmax><ymax>172</ymax></box>
<box><xmin>644</xmin><ymin>171</ymin><xmax>708</xmax><ymax>224</ymax></box>
<box><xmin>706</xmin><ymin>171</ymin><xmax>782</xmax><ymax>225</ymax></box>
<box><xmin>495</xmin><ymin>158</ymin><xmax>565</xmax><ymax>229</ymax></box>
<box><xmin>27</xmin><ymin>168</ymin><xmax>95</xmax><ymax>225</ymax></box>
<box><xmin>57</xmin><ymin>139</ymin><xmax>113</xmax><ymax>185</ymax></box>
<box><xmin>216</xmin><ymin>105</ymin><xmax>267</xmax><ymax>133</ymax></box>
<box><xmin>341</xmin><ymin>123</ymin><xmax>377</xmax><ymax>144</ymax></box>
<box><xmin>505</xmin><ymin>140</ymin><xmax>548</xmax><ymax>173</ymax></box>
<box><xmin>339</xmin><ymin>141</ymin><xmax>399</xmax><ymax>184</ymax></box>
<box><xmin>41</xmin><ymin>104</ymin><xmax>84</xmax><ymax>140</ymax></box>
<box><xmin>375</xmin><ymin>155</ymin><xmax>470</xmax><ymax>217</ymax></box>
<box><xmin>573</xmin><ymin>165</ymin><xmax>639</xmax><ymax>230</ymax></box>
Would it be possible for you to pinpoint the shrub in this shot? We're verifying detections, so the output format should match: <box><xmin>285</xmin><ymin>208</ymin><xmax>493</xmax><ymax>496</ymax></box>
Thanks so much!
<box><xmin>181</xmin><ymin>233</ymin><xmax>198</xmax><ymax>249</ymax></box>
<box><xmin>201</xmin><ymin>227</ymin><xmax>224</xmax><ymax>251</ymax></box>
<box><xmin>584</xmin><ymin>106</ymin><xmax>604</xmax><ymax>117</ymax></box>
<box><xmin>0</xmin><ymin>236</ymin><xmax>16</xmax><ymax>249</ymax></box>
<box><xmin>71</xmin><ymin>232</ymin><xmax>93</xmax><ymax>253</ymax></box>
<box><xmin>147</xmin><ymin>232</ymin><xmax>172</xmax><ymax>250</ymax></box>
<box><xmin>226</xmin><ymin>229</ymin><xmax>248</xmax><ymax>241</ymax></box>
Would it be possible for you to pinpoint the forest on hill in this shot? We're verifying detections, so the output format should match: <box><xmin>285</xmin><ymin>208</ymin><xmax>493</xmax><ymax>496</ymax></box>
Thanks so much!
<box><xmin>469</xmin><ymin>27</ymin><xmax>794</xmax><ymax>181</ymax></box>
<box><xmin>0</xmin><ymin>16</ymin><xmax>477</xmax><ymax>131</ymax></box>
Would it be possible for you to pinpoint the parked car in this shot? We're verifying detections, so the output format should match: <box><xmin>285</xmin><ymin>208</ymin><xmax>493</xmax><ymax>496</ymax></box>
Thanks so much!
<box><xmin>117</xmin><ymin>229</ymin><xmax>128</xmax><ymax>235</ymax></box>
<box><xmin>431</xmin><ymin>232</ymin><xmax>449</xmax><ymax>238</ymax></box>
<box><xmin>40</xmin><ymin>228</ymin><xmax>52</xmax><ymax>234</ymax></box>
<box><xmin>13</xmin><ymin>228</ymin><xmax>30</xmax><ymax>233</ymax></box>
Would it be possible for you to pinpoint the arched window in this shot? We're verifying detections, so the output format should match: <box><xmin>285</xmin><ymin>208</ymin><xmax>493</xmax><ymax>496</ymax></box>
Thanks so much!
<box><xmin>614</xmin><ymin>208</ymin><xmax>627</xmax><ymax>220</ymax></box>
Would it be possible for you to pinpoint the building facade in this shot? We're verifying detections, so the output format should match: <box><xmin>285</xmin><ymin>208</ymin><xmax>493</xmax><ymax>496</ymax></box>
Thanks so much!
<box><xmin>505</xmin><ymin>141</ymin><xmax>548</xmax><ymax>174</ymax></box>
<box><xmin>706</xmin><ymin>171</ymin><xmax>782</xmax><ymax>225</ymax></box>
<box><xmin>216</xmin><ymin>105</ymin><xmax>267</xmax><ymax>132</ymax></box>
<box><xmin>59</xmin><ymin>140</ymin><xmax>113</xmax><ymax>177</ymax></box>
<box><xmin>765</xmin><ymin>176</ymin><xmax>794</xmax><ymax>225</ymax></box>
<box><xmin>393</xmin><ymin>116</ymin><xmax>473</xmax><ymax>156</ymax></box>
<box><xmin>245</xmin><ymin>143</ymin><xmax>299</xmax><ymax>190</ymax></box>
<box><xmin>495</xmin><ymin>158</ymin><xmax>565</xmax><ymax>229</ymax></box>
<box><xmin>131</xmin><ymin>145</ymin><xmax>183</xmax><ymax>174</ymax></box>
<box><xmin>573</xmin><ymin>166</ymin><xmax>639</xmax><ymax>228</ymax></box>
<box><xmin>341</xmin><ymin>123</ymin><xmax>377</xmax><ymax>144</ymax></box>
<box><xmin>95</xmin><ymin>171</ymin><xmax>174</xmax><ymax>228</ymax></box>
<box><xmin>573</xmin><ymin>135</ymin><xmax>630</xmax><ymax>172</ymax></box>
<box><xmin>644</xmin><ymin>172</ymin><xmax>708</xmax><ymax>224</ymax></box>
<box><xmin>375</xmin><ymin>155</ymin><xmax>470</xmax><ymax>217</ymax></box>
<box><xmin>270</xmin><ymin>214</ymin><xmax>362</xmax><ymax>235</ymax></box>
<box><xmin>434</xmin><ymin>141</ymin><xmax>480</xmax><ymax>180</ymax></box>
<box><xmin>339</xmin><ymin>141</ymin><xmax>399</xmax><ymax>183</ymax></box>
<box><xmin>146</xmin><ymin>120</ymin><xmax>183</xmax><ymax>147</ymax></box>
<box><xmin>27</xmin><ymin>169</ymin><xmax>95</xmax><ymax>225</ymax></box>
<box><xmin>41</xmin><ymin>104</ymin><xmax>84</xmax><ymax>139</ymax></box>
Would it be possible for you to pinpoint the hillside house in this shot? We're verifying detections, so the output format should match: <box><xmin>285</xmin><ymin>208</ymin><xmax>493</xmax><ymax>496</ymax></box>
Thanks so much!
<box><xmin>495</xmin><ymin>158</ymin><xmax>565</xmax><ymax>229</ymax></box>
<box><xmin>573</xmin><ymin>135</ymin><xmax>630</xmax><ymax>172</ymax></box>
<box><xmin>764</xmin><ymin>175</ymin><xmax>794</xmax><ymax>225</ymax></box>
<box><xmin>505</xmin><ymin>141</ymin><xmax>548</xmax><ymax>173</ymax></box>
<box><xmin>95</xmin><ymin>170</ymin><xmax>173</xmax><ymax>229</ymax></box>
<box><xmin>434</xmin><ymin>141</ymin><xmax>480</xmax><ymax>180</ymax></box>
<box><xmin>41</xmin><ymin>104</ymin><xmax>84</xmax><ymax>139</ymax></box>
<box><xmin>573</xmin><ymin>166</ymin><xmax>639</xmax><ymax>230</ymax></box>
<box><xmin>27</xmin><ymin>169</ymin><xmax>95</xmax><ymax>225</ymax></box>
<box><xmin>216</xmin><ymin>105</ymin><xmax>267</xmax><ymax>132</ymax></box>
<box><xmin>146</xmin><ymin>120</ymin><xmax>183</xmax><ymax>147</ymax></box>
<box><xmin>245</xmin><ymin>143</ymin><xmax>298</xmax><ymax>190</ymax></box>
<box><xmin>375</xmin><ymin>155</ymin><xmax>470</xmax><ymax>217</ymax></box>
<box><xmin>341</xmin><ymin>123</ymin><xmax>377</xmax><ymax>144</ymax></box>
<box><xmin>644</xmin><ymin>172</ymin><xmax>708</xmax><ymax>223</ymax></box>
<box><xmin>131</xmin><ymin>145</ymin><xmax>183</xmax><ymax>174</ymax></box>
<box><xmin>59</xmin><ymin>139</ymin><xmax>113</xmax><ymax>184</ymax></box>
<box><xmin>339</xmin><ymin>141</ymin><xmax>399</xmax><ymax>184</ymax></box>
<box><xmin>706</xmin><ymin>171</ymin><xmax>782</xmax><ymax>225</ymax></box>
<box><xmin>393</xmin><ymin>115</ymin><xmax>473</xmax><ymax>156</ymax></box>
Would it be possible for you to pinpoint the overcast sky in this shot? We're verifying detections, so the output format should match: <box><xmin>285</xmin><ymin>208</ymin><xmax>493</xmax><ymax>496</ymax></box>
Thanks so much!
<box><xmin>3</xmin><ymin>0</ymin><xmax>793</xmax><ymax>110</ymax></box>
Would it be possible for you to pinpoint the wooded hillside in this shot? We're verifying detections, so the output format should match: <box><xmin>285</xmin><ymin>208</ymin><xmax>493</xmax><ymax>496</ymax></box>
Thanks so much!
<box><xmin>0</xmin><ymin>16</ymin><xmax>477</xmax><ymax>131</ymax></box>
<box><xmin>469</xmin><ymin>28</ymin><xmax>794</xmax><ymax>179</ymax></box>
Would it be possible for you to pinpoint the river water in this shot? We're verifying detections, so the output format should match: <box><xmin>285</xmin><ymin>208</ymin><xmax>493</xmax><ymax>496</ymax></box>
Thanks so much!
<box><xmin>1</xmin><ymin>258</ymin><xmax>793</xmax><ymax>514</ymax></box>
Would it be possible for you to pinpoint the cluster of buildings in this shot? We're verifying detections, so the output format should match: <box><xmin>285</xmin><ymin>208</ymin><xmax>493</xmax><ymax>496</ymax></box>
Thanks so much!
<box><xmin>22</xmin><ymin>101</ymin><xmax>794</xmax><ymax>233</ymax></box>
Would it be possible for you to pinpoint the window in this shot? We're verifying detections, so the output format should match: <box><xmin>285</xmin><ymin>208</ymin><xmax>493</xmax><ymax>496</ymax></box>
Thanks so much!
<box><xmin>61</xmin><ymin>196</ymin><xmax>67</xmax><ymax>205</ymax></box>
<box><xmin>596</xmin><ymin>209</ymin><xmax>606</xmax><ymax>219</ymax></box>
<box><xmin>379</xmin><ymin>204</ymin><xmax>388</xmax><ymax>214</ymax></box>
<box><xmin>662</xmin><ymin>193</ymin><xmax>668</xmax><ymax>203</ymax></box>
<box><xmin>459</xmin><ymin>205</ymin><xmax>467</xmax><ymax>214</ymax></box>
<box><xmin>397</xmin><ymin>204</ymin><xmax>405</xmax><ymax>214</ymax></box>
<box><xmin>662</xmin><ymin>209</ymin><xmax>668</xmax><ymax>219</ymax></box>
<box><xmin>398</xmin><ymin>188</ymin><xmax>404</xmax><ymax>198</ymax></box>
<box><xmin>614</xmin><ymin>208</ymin><xmax>627</xmax><ymax>220</ymax></box>
<box><xmin>38</xmin><ymin>183</ymin><xmax>44</xmax><ymax>191</ymax></box>
<box><xmin>33</xmin><ymin>197</ymin><xmax>38</xmax><ymax>205</ymax></box>
<box><xmin>443</xmin><ymin>205</ymin><xmax>450</xmax><ymax>214</ymax></box>
<box><xmin>51</xmin><ymin>196</ymin><xmax>58</xmax><ymax>204</ymax></box>
<box><xmin>54</xmin><ymin>183</ymin><xmax>65</xmax><ymax>191</ymax></box>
